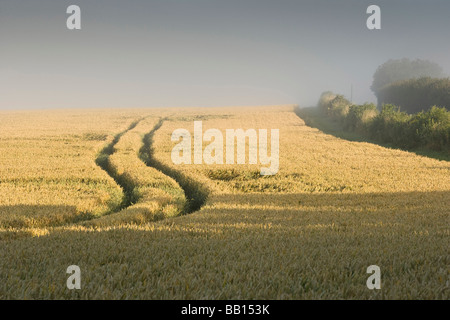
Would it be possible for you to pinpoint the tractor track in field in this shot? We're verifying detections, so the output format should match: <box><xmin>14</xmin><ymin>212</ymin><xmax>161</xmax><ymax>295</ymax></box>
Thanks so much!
<box><xmin>95</xmin><ymin>118</ymin><xmax>145</xmax><ymax>215</ymax></box>
<box><xmin>94</xmin><ymin>116</ymin><xmax>207</xmax><ymax>222</ymax></box>
<box><xmin>1</xmin><ymin>116</ymin><xmax>206</xmax><ymax>239</ymax></box>
<box><xmin>139</xmin><ymin>118</ymin><xmax>208</xmax><ymax>215</ymax></box>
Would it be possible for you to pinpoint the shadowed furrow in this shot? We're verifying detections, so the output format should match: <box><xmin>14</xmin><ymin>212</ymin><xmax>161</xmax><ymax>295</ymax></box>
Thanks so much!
<box><xmin>139</xmin><ymin>119</ymin><xmax>209</xmax><ymax>215</ymax></box>
<box><xmin>86</xmin><ymin>117</ymin><xmax>186</xmax><ymax>227</ymax></box>
<box><xmin>94</xmin><ymin>118</ymin><xmax>144</xmax><ymax>215</ymax></box>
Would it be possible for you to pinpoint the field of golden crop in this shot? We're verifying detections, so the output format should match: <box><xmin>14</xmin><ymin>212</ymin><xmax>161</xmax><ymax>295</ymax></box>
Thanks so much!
<box><xmin>0</xmin><ymin>106</ymin><xmax>448</xmax><ymax>299</ymax></box>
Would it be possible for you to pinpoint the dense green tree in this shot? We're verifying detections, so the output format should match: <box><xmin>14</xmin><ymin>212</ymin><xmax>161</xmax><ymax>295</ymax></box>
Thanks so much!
<box><xmin>377</xmin><ymin>77</ymin><xmax>450</xmax><ymax>113</ymax></box>
<box><xmin>371</xmin><ymin>58</ymin><xmax>443</xmax><ymax>95</ymax></box>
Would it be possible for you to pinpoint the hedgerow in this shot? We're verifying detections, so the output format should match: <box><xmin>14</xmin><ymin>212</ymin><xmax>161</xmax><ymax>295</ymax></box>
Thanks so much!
<box><xmin>376</xmin><ymin>77</ymin><xmax>450</xmax><ymax>114</ymax></box>
<box><xmin>317</xmin><ymin>92</ymin><xmax>450</xmax><ymax>152</ymax></box>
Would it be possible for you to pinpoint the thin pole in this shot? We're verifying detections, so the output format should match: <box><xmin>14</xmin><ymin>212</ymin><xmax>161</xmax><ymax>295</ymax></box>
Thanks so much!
<box><xmin>351</xmin><ymin>84</ymin><xmax>353</xmax><ymax>103</ymax></box>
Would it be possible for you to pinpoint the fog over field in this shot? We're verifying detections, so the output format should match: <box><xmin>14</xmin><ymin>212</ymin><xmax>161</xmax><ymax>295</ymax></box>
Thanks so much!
<box><xmin>1</xmin><ymin>0</ymin><xmax>449</xmax><ymax>109</ymax></box>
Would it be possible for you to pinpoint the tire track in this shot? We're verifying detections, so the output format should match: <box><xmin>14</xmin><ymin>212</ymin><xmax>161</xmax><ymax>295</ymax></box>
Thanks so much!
<box><xmin>95</xmin><ymin>118</ymin><xmax>144</xmax><ymax>214</ymax></box>
<box><xmin>139</xmin><ymin>118</ymin><xmax>209</xmax><ymax>215</ymax></box>
<box><xmin>0</xmin><ymin>118</ymin><xmax>147</xmax><ymax>239</ymax></box>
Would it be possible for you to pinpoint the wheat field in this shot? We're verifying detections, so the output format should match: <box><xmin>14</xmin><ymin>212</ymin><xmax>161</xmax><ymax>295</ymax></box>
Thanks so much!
<box><xmin>0</xmin><ymin>106</ymin><xmax>448</xmax><ymax>299</ymax></box>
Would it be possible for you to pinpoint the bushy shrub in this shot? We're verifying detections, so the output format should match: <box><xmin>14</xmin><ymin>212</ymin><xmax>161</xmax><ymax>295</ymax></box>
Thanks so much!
<box><xmin>368</xmin><ymin>105</ymin><xmax>450</xmax><ymax>150</ymax></box>
<box><xmin>368</xmin><ymin>104</ymin><xmax>411</xmax><ymax>147</ymax></box>
<box><xmin>409</xmin><ymin>106</ymin><xmax>450</xmax><ymax>151</ymax></box>
<box><xmin>344</xmin><ymin>103</ymin><xmax>378</xmax><ymax>133</ymax></box>
<box><xmin>317</xmin><ymin>94</ymin><xmax>351</xmax><ymax>122</ymax></box>
<box><xmin>328</xmin><ymin>95</ymin><xmax>351</xmax><ymax>122</ymax></box>
<box><xmin>317</xmin><ymin>91</ymin><xmax>337</xmax><ymax>113</ymax></box>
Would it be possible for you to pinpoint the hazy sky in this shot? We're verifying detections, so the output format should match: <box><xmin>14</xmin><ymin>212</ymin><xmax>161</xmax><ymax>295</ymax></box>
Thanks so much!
<box><xmin>1</xmin><ymin>0</ymin><xmax>449</xmax><ymax>109</ymax></box>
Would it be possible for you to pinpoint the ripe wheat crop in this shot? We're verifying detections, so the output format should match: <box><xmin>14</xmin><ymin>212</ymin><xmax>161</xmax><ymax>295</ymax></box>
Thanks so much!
<box><xmin>83</xmin><ymin>117</ymin><xmax>186</xmax><ymax>228</ymax></box>
<box><xmin>0</xmin><ymin>106</ymin><xmax>448</xmax><ymax>299</ymax></box>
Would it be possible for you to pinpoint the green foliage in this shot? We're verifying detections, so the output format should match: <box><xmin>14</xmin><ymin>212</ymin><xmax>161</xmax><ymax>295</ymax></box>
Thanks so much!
<box><xmin>317</xmin><ymin>91</ymin><xmax>450</xmax><ymax>152</ymax></box>
<box><xmin>317</xmin><ymin>91</ymin><xmax>337</xmax><ymax>113</ymax></box>
<box><xmin>409</xmin><ymin>106</ymin><xmax>450</xmax><ymax>151</ymax></box>
<box><xmin>376</xmin><ymin>77</ymin><xmax>450</xmax><ymax>114</ymax></box>
<box><xmin>344</xmin><ymin>103</ymin><xmax>378</xmax><ymax>133</ymax></box>
<box><xmin>318</xmin><ymin>93</ymin><xmax>351</xmax><ymax>123</ymax></box>
<box><xmin>329</xmin><ymin>95</ymin><xmax>351</xmax><ymax>121</ymax></box>
<box><xmin>369</xmin><ymin>104</ymin><xmax>411</xmax><ymax>147</ymax></box>
<box><xmin>371</xmin><ymin>58</ymin><xmax>443</xmax><ymax>95</ymax></box>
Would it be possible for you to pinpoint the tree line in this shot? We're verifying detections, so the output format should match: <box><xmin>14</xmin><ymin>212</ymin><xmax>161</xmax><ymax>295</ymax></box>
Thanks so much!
<box><xmin>317</xmin><ymin>92</ymin><xmax>449</xmax><ymax>152</ymax></box>
<box><xmin>376</xmin><ymin>77</ymin><xmax>450</xmax><ymax>114</ymax></box>
<box><xmin>371</xmin><ymin>58</ymin><xmax>450</xmax><ymax>113</ymax></box>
